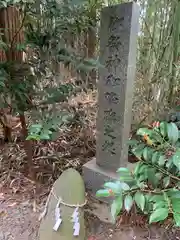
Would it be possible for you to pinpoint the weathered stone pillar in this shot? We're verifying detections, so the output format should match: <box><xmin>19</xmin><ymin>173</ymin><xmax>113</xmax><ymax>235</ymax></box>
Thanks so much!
<box><xmin>83</xmin><ymin>2</ymin><xmax>140</xmax><ymax>196</ymax></box>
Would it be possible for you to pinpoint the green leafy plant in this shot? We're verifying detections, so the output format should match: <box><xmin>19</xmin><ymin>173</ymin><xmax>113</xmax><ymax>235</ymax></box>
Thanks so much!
<box><xmin>27</xmin><ymin>111</ymin><xmax>73</xmax><ymax>141</ymax></box>
<box><xmin>96</xmin><ymin>121</ymin><xmax>180</xmax><ymax>226</ymax></box>
<box><xmin>0</xmin><ymin>0</ymin><xmax>100</xmax><ymax>178</ymax></box>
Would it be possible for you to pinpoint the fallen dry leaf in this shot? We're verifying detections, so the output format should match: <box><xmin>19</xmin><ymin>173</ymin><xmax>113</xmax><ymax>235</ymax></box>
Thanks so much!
<box><xmin>8</xmin><ymin>202</ymin><xmax>17</xmax><ymax>207</ymax></box>
<box><xmin>0</xmin><ymin>210</ymin><xmax>7</xmax><ymax>217</ymax></box>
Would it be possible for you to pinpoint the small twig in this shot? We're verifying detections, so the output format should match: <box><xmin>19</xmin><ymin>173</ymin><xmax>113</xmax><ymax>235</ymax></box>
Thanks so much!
<box><xmin>138</xmin><ymin>157</ymin><xmax>180</xmax><ymax>182</ymax></box>
<box><xmin>122</xmin><ymin>187</ymin><xmax>178</xmax><ymax>196</ymax></box>
<box><xmin>144</xmin><ymin>20</ymin><xmax>158</xmax><ymax>60</ymax></box>
<box><xmin>131</xmin><ymin>114</ymin><xmax>150</xmax><ymax>136</ymax></box>
<box><xmin>38</xmin><ymin>188</ymin><xmax>53</xmax><ymax>221</ymax></box>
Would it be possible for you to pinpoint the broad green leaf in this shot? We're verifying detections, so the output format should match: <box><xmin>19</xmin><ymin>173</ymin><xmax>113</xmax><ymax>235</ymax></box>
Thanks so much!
<box><xmin>111</xmin><ymin>196</ymin><xmax>123</xmax><ymax>223</ymax></box>
<box><xmin>163</xmin><ymin>176</ymin><xmax>170</xmax><ymax>188</ymax></box>
<box><xmin>158</xmin><ymin>155</ymin><xmax>166</xmax><ymax>167</ymax></box>
<box><xmin>127</xmin><ymin>139</ymin><xmax>139</xmax><ymax>146</ymax></box>
<box><xmin>40</xmin><ymin>129</ymin><xmax>52</xmax><ymax>139</ymax></box>
<box><xmin>143</xmin><ymin>147</ymin><xmax>153</xmax><ymax>161</ymax></box>
<box><xmin>173</xmin><ymin>213</ymin><xmax>180</xmax><ymax>227</ymax></box>
<box><xmin>151</xmin><ymin>132</ymin><xmax>163</xmax><ymax>143</ymax></box>
<box><xmin>104</xmin><ymin>182</ymin><xmax>118</xmax><ymax>189</ymax></box>
<box><xmin>40</xmin><ymin>133</ymin><xmax>50</xmax><ymax>140</ymax></box>
<box><xmin>120</xmin><ymin>182</ymin><xmax>130</xmax><ymax>191</ymax></box>
<box><xmin>172</xmin><ymin>198</ymin><xmax>180</xmax><ymax>210</ymax></box>
<box><xmin>166</xmin><ymin>158</ymin><xmax>173</xmax><ymax>169</ymax></box>
<box><xmin>143</xmin><ymin>147</ymin><xmax>148</xmax><ymax>160</ymax></box>
<box><xmin>29</xmin><ymin>124</ymin><xmax>42</xmax><ymax>134</ymax></box>
<box><xmin>134</xmin><ymin>191</ymin><xmax>145</xmax><ymax>211</ymax></box>
<box><xmin>104</xmin><ymin>182</ymin><xmax>121</xmax><ymax>193</ymax></box>
<box><xmin>138</xmin><ymin>174</ymin><xmax>148</xmax><ymax>182</ymax></box>
<box><xmin>160</xmin><ymin>122</ymin><xmax>167</xmax><ymax>137</ymax></box>
<box><xmin>136</xmin><ymin>128</ymin><xmax>152</xmax><ymax>137</ymax></box>
<box><xmin>119</xmin><ymin>175</ymin><xmax>134</xmax><ymax>182</ymax></box>
<box><xmin>117</xmin><ymin>168</ymin><xmax>134</xmax><ymax>182</ymax></box>
<box><xmin>132</xmin><ymin>144</ymin><xmax>145</xmax><ymax>159</ymax></box>
<box><xmin>96</xmin><ymin>189</ymin><xmax>112</xmax><ymax>197</ymax></box>
<box><xmin>152</xmin><ymin>152</ymin><xmax>159</xmax><ymax>164</ymax></box>
<box><xmin>124</xmin><ymin>195</ymin><xmax>133</xmax><ymax>212</ymax></box>
<box><xmin>26</xmin><ymin>134</ymin><xmax>40</xmax><ymax>140</ymax></box>
<box><xmin>137</xmin><ymin>163</ymin><xmax>148</xmax><ymax>174</ymax></box>
<box><xmin>167</xmin><ymin>123</ymin><xmax>179</xmax><ymax>144</ymax></box>
<box><xmin>149</xmin><ymin>195</ymin><xmax>165</xmax><ymax>202</ymax></box>
<box><xmin>146</xmin><ymin>168</ymin><xmax>157</xmax><ymax>187</ymax></box>
<box><xmin>117</xmin><ymin>168</ymin><xmax>130</xmax><ymax>174</ymax></box>
<box><xmin>172</xmin><ymin>198</ymin><xmax>180</xmax><ymax>226</ymax></box>
<box><xmin>168</xmin><ymin>190</ymin><xmax>180</xmax><ymax>199</ymax></box>
<box><xmin>172</xmin><ymin>150</ymin><xmax>180</xmax><ymax>170</ymax></box>
<box><xmin>134</xmin><ymin>162</ymin><xmax>144</xmax><ymax>176</ymax></box>
<box><xmin>155</xmin><ymin>172</ymin><xmax>163</xmax><ymax>181</ymax></box>
<box><xmin>176</xmin><ymin>138</ymin><xmax>180</xmax><ymax>147</ymax></box>
<box><xmin>149</xmin><ymin>208</ymin><xmax>169</xmax><ymax>223</ymax></box>
<box><xmin>153</xmin><ymin>201</ymin><xmax>167</xmax><ymax>210</ymax></box>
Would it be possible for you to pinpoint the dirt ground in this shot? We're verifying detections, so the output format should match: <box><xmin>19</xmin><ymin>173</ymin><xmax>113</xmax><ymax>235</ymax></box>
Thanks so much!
<box><xmin>0</xmin><ymin>191</ymin><xmax>179</xmax><ymax>240</ymax></box>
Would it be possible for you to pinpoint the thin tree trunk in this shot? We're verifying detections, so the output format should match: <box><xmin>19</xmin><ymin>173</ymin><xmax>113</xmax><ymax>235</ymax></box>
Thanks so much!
<box><xmin>0</xmin><ymin>6</ymin><xmax>34</xmax><ymax>178</ymax></box>
<box><xmin>20</xmin><ymin>114</ymin><xmax>35</xmax><ymax>180</ymax></box>
<box><xmin>87</xmin><ymin>26</ymin><xmax>97</xmax><ymax>89</ymax></box>
<box><xmin>0</xmin><ymin>6</ymin><xmax>24</xmax><ymax>142</ymax></box>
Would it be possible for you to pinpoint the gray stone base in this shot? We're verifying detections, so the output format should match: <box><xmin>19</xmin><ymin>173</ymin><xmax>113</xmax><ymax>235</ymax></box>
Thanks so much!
<box><xmin>83</xmin><ymin>158</ymin><xmax>119</xmax><ymax>203</ymax></box>
<box><xmin>83</xmin><ymin>158</ymin><xmax>136</xmax><ymax>203</ymax></box>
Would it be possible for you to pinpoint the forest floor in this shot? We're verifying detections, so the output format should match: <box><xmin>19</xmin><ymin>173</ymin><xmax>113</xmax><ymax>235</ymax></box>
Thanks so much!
<box><xmin>0</xmin><ymin>90</ymin><xmax>179</xmax><ymax>239</ymax></box>
<box><xmin>0</xmin><ymin>188</ymin><xmax>180</xmax><ymax>240</ymax></box>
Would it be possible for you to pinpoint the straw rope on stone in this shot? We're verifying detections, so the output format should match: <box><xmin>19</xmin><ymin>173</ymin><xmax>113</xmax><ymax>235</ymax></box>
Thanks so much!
<box><xmin>39</xmin><ymin>188</ymin><xmax>87</xmax><ymax>221</ymax></box>
<box><xmin>51</xmin><ymin>190</ymin><xmax>87</xmax><ymax>208</ymax></box>
<box><xmin>38</xmin><ymin>168</ymin><xmax>86</xmax><ymax>240</ymax></box>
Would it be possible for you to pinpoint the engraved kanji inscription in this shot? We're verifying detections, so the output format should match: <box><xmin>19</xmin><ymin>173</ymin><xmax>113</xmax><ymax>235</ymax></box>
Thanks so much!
<box><xmin>104</xmin><ymin>124</ymin><xmax>116</xmax><ymax>139</ymax></box>
<box><xmin>105</xmin><ymin>92</ymin><xmax>119</xmax><ymax>104</ymax></box>
<box><xmin>108</xmin><ymin>35</ymin><xmax>122</xmax><ymax>51</ymax></box>
<box><xmin>106</xmin><ymin>74</ymin><xmax>121</xmax><ymax>86</ymax></box>
<box><xmin>104</xmin><ymin>108</ymin><xmax>120</xmax><ymax>122</ymax></box>
<box><xmin>105</xmin><ymin>54</ymin><xmax>121</xmax><ymax>69</ymax></box>
<box><xmin>109</xmin><ymin>16</ymin><xmax>124</xmax><ymax>33</ymax></box>
<box><xmin>102</xmin><ymin>139</ymin><xmax>116</xmax><ymax>155</ymax></box>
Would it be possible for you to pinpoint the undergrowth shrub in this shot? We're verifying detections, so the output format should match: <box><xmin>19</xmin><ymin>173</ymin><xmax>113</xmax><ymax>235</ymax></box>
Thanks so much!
<box><xmin>96</xmin><ymin>121</ymin><xmax>180</xmax><ymax>226</ymax></box>
<box><xmin>0</xmin><ymin>0</ymin><xmax>100</xmax><ymax>177</ymax></box>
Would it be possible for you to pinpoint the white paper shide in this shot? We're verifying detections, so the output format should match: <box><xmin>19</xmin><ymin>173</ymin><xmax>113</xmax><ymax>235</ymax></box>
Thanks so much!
<box><xmin>71</xmin><ymin>207</ymin><xmax>80</xmax><ymax>236</ymax></box>
<box><xmin>53</xmin><ymin>199</ymin><xmax>62</xmax><ymax>231</ymax></box>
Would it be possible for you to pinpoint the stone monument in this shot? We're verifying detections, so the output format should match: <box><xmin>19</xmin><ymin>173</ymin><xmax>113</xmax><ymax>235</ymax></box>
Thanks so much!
<box><xmin>83</xmin><ymin>2</ymin><xmax>140</xmax><ymax>195</ymax></box>
<box><xmin>38</xmin><ymin>168</ymin><xmax>86</xmax><ymax>240</ymax></box>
